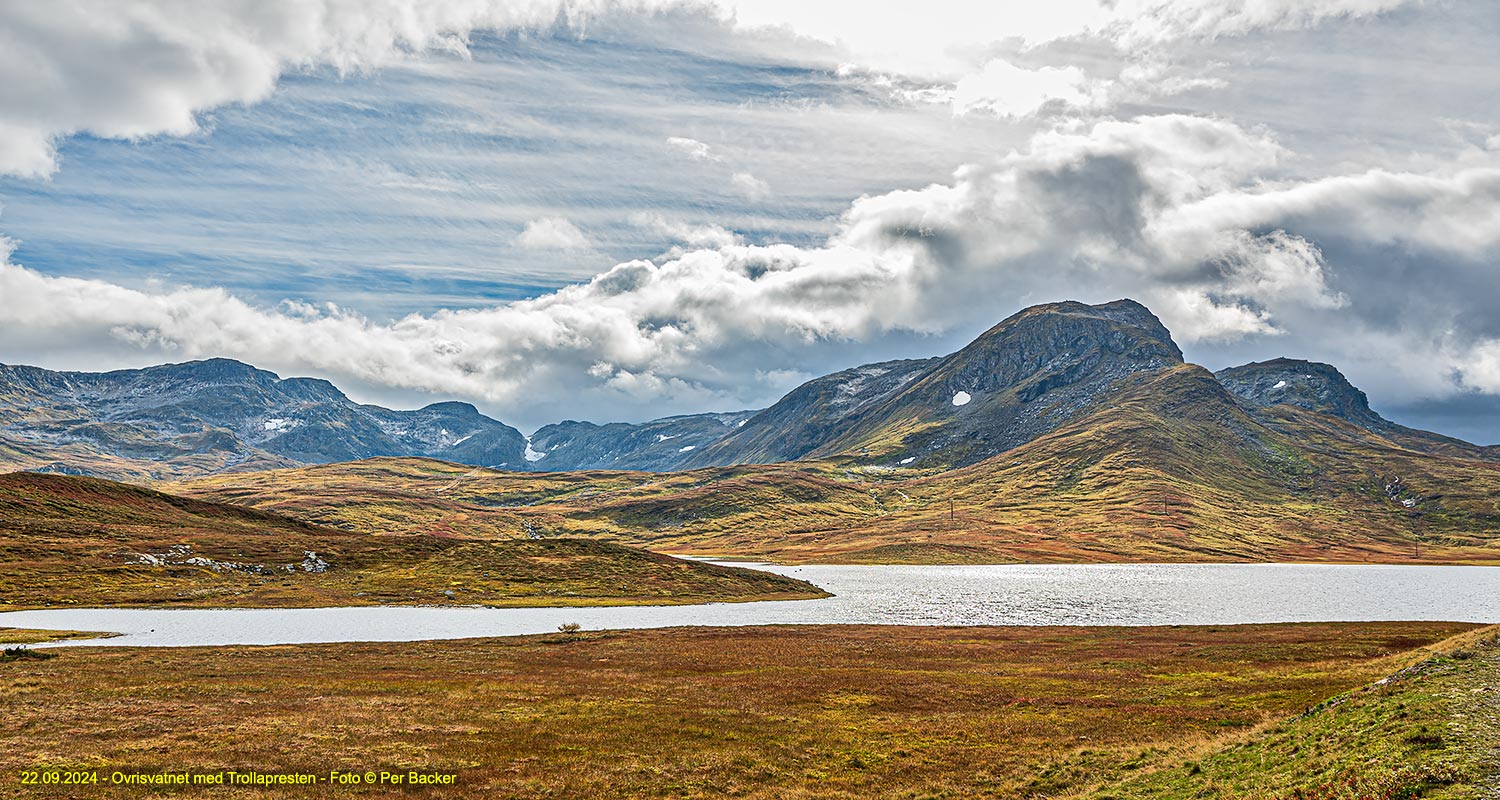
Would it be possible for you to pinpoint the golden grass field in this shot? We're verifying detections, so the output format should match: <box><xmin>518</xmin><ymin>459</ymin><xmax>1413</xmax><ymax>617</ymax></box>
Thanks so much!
<box><xmin>0</xmin><ymin>628</ymin><xmax>110</xmax><ymax>645</ymax></box>
<box><xmin>0</xmin><ymin>472</ymin><xmax>825</xmax><ymax>611</ymax></box>
<box><xmin>3</xmin><ymin>622</ymin><xmax>1493</xmax><ymax>799</ymax></box>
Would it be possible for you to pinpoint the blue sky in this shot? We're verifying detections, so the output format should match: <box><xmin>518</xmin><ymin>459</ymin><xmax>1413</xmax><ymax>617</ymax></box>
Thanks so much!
<box><xmin>1</xmin><ymin>1</ymin><xmax>1499</xmax><ymax>441</ymax></box>
<box><xmin>2</xmin><ymin>24</ymin><xmax>1030</xmax><ymax>316</ymax></box>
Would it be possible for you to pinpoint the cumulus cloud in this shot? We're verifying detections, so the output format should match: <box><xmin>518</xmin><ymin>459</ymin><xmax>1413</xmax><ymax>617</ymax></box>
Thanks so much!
<box><xmin>9</xmin><ymin>112</ymin><xmax>1500</xmax><ymax>425</ymax></box>
<box><xmin>516</xmin><ymin>217</ymin><xmax>592</xmax><ymax>250</ymax></box>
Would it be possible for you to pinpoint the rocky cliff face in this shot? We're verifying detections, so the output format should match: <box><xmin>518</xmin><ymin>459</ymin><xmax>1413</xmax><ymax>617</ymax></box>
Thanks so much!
<box><xmin>1214</xmin><ymin>359</ymin><xmax>1388</xmax><ymax>430</ymax></box>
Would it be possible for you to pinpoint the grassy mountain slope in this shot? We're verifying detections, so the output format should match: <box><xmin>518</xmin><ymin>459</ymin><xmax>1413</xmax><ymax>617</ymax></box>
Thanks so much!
<box><xmin>810</xmin><ymin>364</ymin><xmax>1500</xmax><ymax>563</ymax></box>
<box><xmin>174</xmin><ymin>366</ymin><xmax>1500</xmax><ymax>563</ymax></box>
<box><xmin>172</xmin><ymin>457</ymin><xmax>886</xmax><ymax>551</ymax></box>
<box><xmin>1092</xmin><ymin>626</ymin><xmax>1500</xmax><ymax>799</ymax></box>
<box><xmin>0</xmin><ymin>472</ymin><xmax>826</xmax><ymax>610</ymax></box>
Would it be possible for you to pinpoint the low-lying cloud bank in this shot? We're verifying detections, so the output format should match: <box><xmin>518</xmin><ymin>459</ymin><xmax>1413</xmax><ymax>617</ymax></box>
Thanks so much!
<box><xmin>4</xmin><ymin>113</ymin><xmax>1499</xmax><ymax>427</ymax></box>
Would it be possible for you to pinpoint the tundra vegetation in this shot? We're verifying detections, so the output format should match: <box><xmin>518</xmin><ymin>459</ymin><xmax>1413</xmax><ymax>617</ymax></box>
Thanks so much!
<box><xmin>0</xmin><ymin>472</ymin><xmax>825</xmax><ymax>611</ymax></box>
<box><xmin>1</xmin><ymin>623</ymin><xmax>1492</xmax><ymax>798</ymax></box>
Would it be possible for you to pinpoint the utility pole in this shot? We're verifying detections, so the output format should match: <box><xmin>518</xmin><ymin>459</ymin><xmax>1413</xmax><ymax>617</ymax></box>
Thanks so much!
<box><xmin>949</xmin><ymin>498</ymin><xmax>954</xmax><ymax>523</ymax></box>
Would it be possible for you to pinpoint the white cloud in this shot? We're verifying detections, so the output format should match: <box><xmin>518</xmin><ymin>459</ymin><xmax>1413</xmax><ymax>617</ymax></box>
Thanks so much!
<box><xmin>1097</xmin><ymin>0</ymin><xmax>1419</xmax><ymax>48</ymax></box>
<box><xmin>951</xmin><ymin>60</ymin><xmax>1109</xmax><ymax>118</ymax></box>
<box><xmin>730</xmin><ymin>172</ymin><xmax>771</xmax><ymax>200</ymax></box>
<box><xmin>1162</xmin><ymin>168</ymin><xmax>1500</xmax><ymax>259</ymax></box>
<box><xmin>516</xmin><ymin>217</ymin><xmax>592</xmax><ymax>250</ymax></box>
<box><xmin>718</xmin><ymin>0</ymin><xmax>1422</xmax><ymax>84</ymax></box>
<box><xmin>630</xmin><ymin>212</ymin><xmax>743</xmax><ymax>249</ymax></box>
<box><xmin>666</xmin><ymin>136</ymin><xmax>722</xmax><ymax>162</ymax></box>
<box><xmin>0</xmin><ymin>0</ymin><xmax>1429</xmax><ymax>178</ymax></box>
<box><xmin>0</xmin><ymin>0</ymin><xmax>602</xmax><ymax>177</ymax></box>
<box><xmin>1463</xmin><ymin>339</ymin><xmax>1500</xmax><ymax>394</ymax></box>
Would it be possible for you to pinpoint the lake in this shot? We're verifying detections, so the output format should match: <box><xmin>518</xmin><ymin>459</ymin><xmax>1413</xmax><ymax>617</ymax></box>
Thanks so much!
<box><xmin>4</xmin><ymin>562</ymin><xmax>1498</xmax><ymax>648</ymax></box>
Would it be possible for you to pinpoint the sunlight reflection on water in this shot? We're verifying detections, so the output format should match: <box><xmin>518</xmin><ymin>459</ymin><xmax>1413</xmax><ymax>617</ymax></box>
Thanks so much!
<box><xmin>3</xmin><ymin>563</ymin><xmax>1497</xmax><ymax>647</ymax></box>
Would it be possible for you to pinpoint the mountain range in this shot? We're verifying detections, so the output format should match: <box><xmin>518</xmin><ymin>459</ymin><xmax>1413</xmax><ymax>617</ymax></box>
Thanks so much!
<box><xmin>1</xmin><ymin>298</ymin><xmax>1493</xmax><ymax>482</ymax></box>
<box><xmin>6</xmin><ymin>297</ymin><xmax>1499</xmax><ymax>564</ymax></box>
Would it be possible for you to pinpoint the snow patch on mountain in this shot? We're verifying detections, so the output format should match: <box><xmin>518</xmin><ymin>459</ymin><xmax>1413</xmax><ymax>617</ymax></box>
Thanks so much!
<box><xmin>523</xmin><ymin>437</ymin><xmax>548</xmax><ymax>462</ymax></box>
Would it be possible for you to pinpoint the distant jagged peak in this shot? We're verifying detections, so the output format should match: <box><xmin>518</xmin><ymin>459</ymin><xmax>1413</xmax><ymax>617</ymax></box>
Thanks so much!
<box><xmin>1214</xmin><ymin>357</ymin><xmax>1386</xmax><ymax>429</ymax></box>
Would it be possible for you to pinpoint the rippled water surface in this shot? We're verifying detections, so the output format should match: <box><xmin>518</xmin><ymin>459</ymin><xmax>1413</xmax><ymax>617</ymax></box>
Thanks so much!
<box><xmin>4</xmin><ymin>563</ymin><xmax>1497</xmax><ymax>647</ymax></box>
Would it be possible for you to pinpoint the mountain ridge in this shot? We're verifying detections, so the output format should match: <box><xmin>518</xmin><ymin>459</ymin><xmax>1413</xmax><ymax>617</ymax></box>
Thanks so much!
<box><xmin>0</xmin><ymin>357</ymin><xmax>528</xmax><ymax>479</ymax></box>
<box><xmin>2</xmin><ymin>299</ymin><xmax>1494</xmax><ymax>481</ymax></box>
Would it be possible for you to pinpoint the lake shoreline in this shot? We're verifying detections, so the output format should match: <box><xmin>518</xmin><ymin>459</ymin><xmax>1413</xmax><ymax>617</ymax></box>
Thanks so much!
<box><xmin>5</xmin><ymin>562</ymin><xmax>1499</xmax><ymax>648</ymax></box>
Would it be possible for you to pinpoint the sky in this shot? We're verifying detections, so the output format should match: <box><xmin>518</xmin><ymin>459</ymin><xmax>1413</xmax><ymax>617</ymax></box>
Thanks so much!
<box><xmin>0</xmin><ymin>1</ymin><xmax>1498</xmax><ymax>442</ymax></box>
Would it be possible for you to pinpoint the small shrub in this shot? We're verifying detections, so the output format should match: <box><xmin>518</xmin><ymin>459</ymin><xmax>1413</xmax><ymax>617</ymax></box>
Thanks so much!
<box><xmin>1</xmin><ymin>647</ymin><xmax>56</xmax><ymax>663</ymax></box>
<box><xmin>1403</xmin><ymin>728</ymin><xmax>1444</xmax><ymax>747</ymax></box>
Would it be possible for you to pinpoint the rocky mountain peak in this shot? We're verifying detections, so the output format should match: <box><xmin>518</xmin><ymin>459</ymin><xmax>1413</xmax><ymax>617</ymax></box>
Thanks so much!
<box><xmin>418</xmin><ymin>401</ymin><xmax>484</xmax><ymax>416</ymax></box>
<box><xmin>985</xmin><ymin>298</ymin><xmax>1184</xmax><ymax>364</ymax></box>
<box><xmin>136</xmin><ymin>358</ymin><xmax>280</xmax><ymax>385</ymax></box>
<box><xmin>932</xmin><ymin>298</ymin><xmax>1184</xmax><ymax>407</ymax></box>
<box><xmin>1214</xmin><ymin>358</ymin><xmax>1385</xmax><ymax>429</ymax></box>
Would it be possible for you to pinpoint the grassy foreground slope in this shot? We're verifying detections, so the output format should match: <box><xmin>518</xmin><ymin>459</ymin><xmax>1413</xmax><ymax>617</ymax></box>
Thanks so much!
<box><xmin>0</xmin><ymin>472</ymin><xmax>825</xmax><ymax>611</ymax></box>
<box><xmin>1093</xmin><ymin>627</ymin><xmax>1500</xmax><ymax>799</ymax></box>
<box><xmin>1</xmin><ymin>623</ymin><xmax>1479</xmax><ymax>799</ymax></box>
<box><xmin>175</xmin><ymin>367</ymin><xmax>1500</xmax><ymax>563</ymax></box>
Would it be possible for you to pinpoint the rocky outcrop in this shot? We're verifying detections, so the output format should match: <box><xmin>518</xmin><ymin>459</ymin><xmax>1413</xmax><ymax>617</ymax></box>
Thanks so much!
<box><xmin>1214</xmin><ymin>359</ymin><xmax>1387</xmax><ymax>430</ymax></box>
